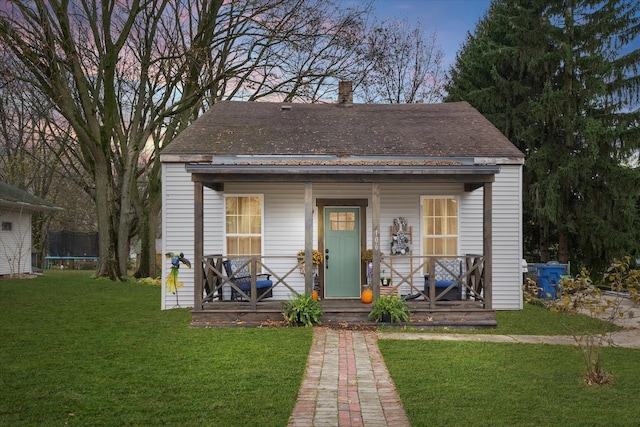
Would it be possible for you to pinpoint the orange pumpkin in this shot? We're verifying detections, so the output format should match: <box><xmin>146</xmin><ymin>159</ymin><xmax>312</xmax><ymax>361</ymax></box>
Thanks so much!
<box><xmin>361</xmin><ymin>288</ymin><xmax>373</xmax><ymax>304</ymax></box>
<box><xmin>312</xmin><ymin>289</ymin><xmax>319</xmax><ymax>301</ymax></box>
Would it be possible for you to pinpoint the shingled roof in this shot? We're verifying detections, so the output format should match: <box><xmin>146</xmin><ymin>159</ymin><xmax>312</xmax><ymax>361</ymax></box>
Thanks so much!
<box><xmin>0</xmin><ymin>181</ymin><xmax>62</xmax><ymax>213</ymax></box>
<box><xmin>162</xmin><ymin>100</ymin><xmax>523</xmax><ymax>160</ymax></box>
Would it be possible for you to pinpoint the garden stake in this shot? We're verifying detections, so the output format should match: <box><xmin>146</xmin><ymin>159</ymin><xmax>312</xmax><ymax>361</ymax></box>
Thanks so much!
<box><xmin>165</xmin><ymin>252</ymin><xmax>191</xmax><ymax>307</ymax></box>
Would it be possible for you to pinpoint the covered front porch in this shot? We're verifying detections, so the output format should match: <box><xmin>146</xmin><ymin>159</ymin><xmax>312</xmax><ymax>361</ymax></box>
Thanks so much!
<box><xmin>191</xmin><ymin>252</ymin><xmax>495</xmax><ymax>328</ymax></box>
<box><xmin>187</xmin><ymin>159</ymin><xmax>497</xmax><ymax>327</ymax></box>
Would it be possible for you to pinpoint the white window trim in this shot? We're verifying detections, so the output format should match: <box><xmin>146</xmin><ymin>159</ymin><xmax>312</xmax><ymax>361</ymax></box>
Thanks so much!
<box><xmin>420</xmin><ymin>195</ymin><xmax>460</xmax><ymax>257</ymax></box>
<box><xmin>223</xmin><ymin>194</ymin><xmax>265</xmax><ymax>257</ymax></box>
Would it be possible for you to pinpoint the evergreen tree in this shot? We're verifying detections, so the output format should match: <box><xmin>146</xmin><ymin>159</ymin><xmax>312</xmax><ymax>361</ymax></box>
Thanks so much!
<box><xmin>446</xmin><ymin>0</ymin><xmax>640</xmax><ymax>271</ymax></box>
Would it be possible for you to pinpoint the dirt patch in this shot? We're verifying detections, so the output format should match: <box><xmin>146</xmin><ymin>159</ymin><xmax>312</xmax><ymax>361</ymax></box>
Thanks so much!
<box><xmin>0</xmin><ymin>273</ymin><xmax>40</xmax><ymax>280</ymax></box>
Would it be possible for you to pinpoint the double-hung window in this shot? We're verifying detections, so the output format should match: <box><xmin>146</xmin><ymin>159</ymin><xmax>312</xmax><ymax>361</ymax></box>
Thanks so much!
<box><xmin>225</xmin><ymin>195</ymin><xmax>263</xmax><ymax>258</ymax></box>
<box><xmin>421</xmin><ymin>197</ymin><xmax>458</xmax><ymax>256</ymax></box>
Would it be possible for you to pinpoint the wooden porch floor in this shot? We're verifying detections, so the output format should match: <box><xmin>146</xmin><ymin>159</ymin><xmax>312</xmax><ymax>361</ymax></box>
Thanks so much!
<box><xmin>191</xmin><ymin>299</ymin><xmax>496</xmax><ymax>329</ymax></box>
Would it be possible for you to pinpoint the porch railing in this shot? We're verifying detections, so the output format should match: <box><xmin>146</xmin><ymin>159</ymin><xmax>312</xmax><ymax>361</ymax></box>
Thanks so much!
<box><xmin>380</xmin><ymin>254</ymin><xmax>486</xmax><ymax>309</ymax></box>
<box><xmin>198</xmin><ymin>254</ymin><xmax>487</xmax><ymax>311</ymax></box>
<box><xmin>200</xmin><ymin>255</ymin><xmax>301</xmax><ymax>310</ymax></box>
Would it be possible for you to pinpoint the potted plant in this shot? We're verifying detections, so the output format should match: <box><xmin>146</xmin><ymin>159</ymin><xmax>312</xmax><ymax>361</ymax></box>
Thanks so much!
<box><xmin>281</xmin><ymin>293</ymin><xmax>323</xmax><ymax>327</ymax></box>
<box><xmin>297</xmin><ymin>249</ymin><xmax>323</xmax><ymax>264</ymax></box>
<box><xmin>297</xmin><ymin>249</ymin><xmax>323</xmax><ymax>274</ymax></box>
<box><xmin>368</xmin><ymin>294</ymin><xmax>410</xmax><ymax>323</ymax></box>
<box><xmin>380</xmin><ymin>268</ymin><xmax>391</xmax><ymax>286</ymax></box>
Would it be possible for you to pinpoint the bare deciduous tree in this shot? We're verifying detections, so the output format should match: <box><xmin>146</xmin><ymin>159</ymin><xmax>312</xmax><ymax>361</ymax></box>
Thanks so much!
<box><xmin>357</xmin><ymin>19</ymin><xmax>445</xmax><ymax>103</ymax></box>
<box><xmin>0</xmin><ymin>0</ymin><xmax>378</xmax><ymax>280</ymax></box>
<box><xmin>0</xmin><ymin>73</ymin><xmax>79</xmax><ymax>267</ymax></box>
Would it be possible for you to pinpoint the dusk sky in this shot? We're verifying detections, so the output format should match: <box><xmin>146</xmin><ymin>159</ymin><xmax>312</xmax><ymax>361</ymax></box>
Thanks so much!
<box><xmin>371</xmin><ymin>0</ymin><xmax>493</xmax><ymax>69</ymax></box>
<box><xmin>371</xmin><ymin>0</ymin><xmax>640</xmax><ymax>68</ymax></box>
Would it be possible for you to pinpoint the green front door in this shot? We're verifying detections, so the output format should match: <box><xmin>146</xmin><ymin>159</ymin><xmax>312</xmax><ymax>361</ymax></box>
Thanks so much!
<box><xmin>324</xmin><ymin>207</ymin><xmax>361</xmax><ymax>298</ymax></box>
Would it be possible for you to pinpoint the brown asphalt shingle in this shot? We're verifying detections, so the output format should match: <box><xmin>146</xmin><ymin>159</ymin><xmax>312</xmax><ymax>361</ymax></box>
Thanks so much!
<box><xmin>162</xmin><ymin>100</ymin><xmax>523</xmax><ymax>159</ymax></box>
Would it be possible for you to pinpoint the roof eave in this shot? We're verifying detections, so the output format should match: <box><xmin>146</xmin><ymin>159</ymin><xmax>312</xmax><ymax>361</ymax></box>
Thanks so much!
<box><xmin>0</xmin><ymin>200</ymin><xmax>64</xmax><ymax>213</ymax></box>
<box><xmin>474</xmin><ymin>156</ymin><xmax>524</xmax><ymax>165</ymax></box>
<box><xmin>160</xmin><ymin>153</ymin><xmax>214</xmax><ymax>163</ymax></box>
<box><xmin>186</xmin><ymin>163</ymin><xmax>500</xmax><ymax>175</ymax></box>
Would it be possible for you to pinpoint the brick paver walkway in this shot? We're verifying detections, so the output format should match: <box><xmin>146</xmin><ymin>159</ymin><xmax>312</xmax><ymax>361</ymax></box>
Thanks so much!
<box><xmin>288</xmin><ymin>328</ymin><xmax>410</xmax><ymax>427</ymax></box>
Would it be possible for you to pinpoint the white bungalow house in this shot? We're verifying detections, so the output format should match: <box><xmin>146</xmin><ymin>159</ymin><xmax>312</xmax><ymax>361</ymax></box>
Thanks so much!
<box><xmin>160</xmin><ymin>84</ymin><xmax>524</xmax><ymax>325</ymax></box>
<box><xmin>0</xmin><ymin>181</ymin><xmax>62</xmax><ymax>277</ymax></box>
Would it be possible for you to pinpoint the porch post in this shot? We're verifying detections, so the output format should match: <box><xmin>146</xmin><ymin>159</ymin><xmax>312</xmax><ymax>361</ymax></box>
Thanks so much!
<box><xmin>194</xmin><ymin>181</ymin><xmax>204</xmax><ymax>312</ymax></box>
<box><xmin>372</xmin><ymin>182</ymin><xmax>381</xmax><ymax>300</ymax></box>
<box><xmin>304</xmin><ymin>182</ymin><xmax>313</xmax><ymax>295</ymax></box>
<box><xmin>483</xmin><ymin>182</ymin><xmax>493</xmax><ymax>309</ymax></box>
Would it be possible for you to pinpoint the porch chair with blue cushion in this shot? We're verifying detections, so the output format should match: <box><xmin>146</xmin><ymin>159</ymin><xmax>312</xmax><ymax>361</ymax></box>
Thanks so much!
<box><xmin>223</xmin><ymin>259</ymin><xmax>273</xmax><ymax>301</ymax></box>
<box><xmin>424</xmin><ymin>259</ymin><xmax>464</xmax><ymax>301</ymax></box>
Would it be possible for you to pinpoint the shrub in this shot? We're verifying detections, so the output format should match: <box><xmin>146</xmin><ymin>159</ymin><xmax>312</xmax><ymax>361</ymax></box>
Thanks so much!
<box><xmin>550</xmin><ymin>257</ymin><xmax>640</xmax><ymax>385</ymax></box>
<box><xmin>281</xmin><ymin>293</ymin><xmax>323</xmax><ymax>327</ymax></box>
<box><xmin>368</xmin><ymin>294</ymin><xmax>410</xmax><ymax>323</ymax></box>
<box><xmin>522</xmin><ymin>277</ymin><xmax>546</xmax><ymax>307</ymax></box>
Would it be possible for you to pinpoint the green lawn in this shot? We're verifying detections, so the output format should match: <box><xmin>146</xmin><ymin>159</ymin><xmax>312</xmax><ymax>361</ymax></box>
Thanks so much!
<box><xmin>3</xmin><ymin>270</ymin><xmax>638</xmax><ymax>426</ymax></box>
<box><xmin>379</xmin><ymin>301</ymin><xmax>640</xmax><ymax>425</ymax></box>
<box><xmin>495</xmin><ymin>303</ymin><xmax>619</xmax><ymax>335</ymax></box>
<box><xmin>379</xmin><ymin>339</ymin><xmax>640</xmax><ymax>426</ymax></box>
<box><xmin>0</xmin><ymin>271</ymin><xmax>312</xmax><ymax>426</ymax></box>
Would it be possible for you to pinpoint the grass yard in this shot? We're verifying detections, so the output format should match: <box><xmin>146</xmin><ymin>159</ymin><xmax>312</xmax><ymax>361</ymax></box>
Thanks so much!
<box><xmin>493</xmin><ymin>302</ymin><xmax>620</xmax><ymax>335</ymax></box>
<box><xmin>379</xmin><ymin>338</ymin><xmax>640</xmax><ymax>426</ymax></box>
<box><xmin>0</xmin><ymin>271</ymin><xmax>313</xmax><ymax>426</ymax></box>
<box><xmin>3</xmin><ymin>270</ymin><xmax>637</xmax><ymax>426</ymax></box>
<box><xmin>379</xmin><ymin>299</ymin><xmax>639</xmax><ymax>425</ymax></box>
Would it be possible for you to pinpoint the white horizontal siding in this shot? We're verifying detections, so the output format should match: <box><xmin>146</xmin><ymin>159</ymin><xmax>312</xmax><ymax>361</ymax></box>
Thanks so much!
<box><xmin>492</xmin><ymin>165</ymin><xmax>523</xmax><ymax>310</ymax></box>
<box><xmin>225</xmin><ymin>182</ymin><xmax>308</xmax><ymax>299</ymax></box>
<box><xmin>379</xmin><ymin>183</ymin><xmax>463</xmax><ymax>293</ymax></box>
<box><xmin>161</xmin><ymin>170</ymin><xmax>523</xmax><ymax>310</ymax></box>
<box><xmin>162</xmin><ymin>164</ymin><xmax>195</xmax><ymax>309</ymax></box>
<box><xmin>0</xmin><ymin>210</ymin><xmax>33</xmax><ymax>276</ymax></box>
<box><xmin>459</xmin><ymin>187</ymin><xmax>484</xmax><ymax>256</ymax></box>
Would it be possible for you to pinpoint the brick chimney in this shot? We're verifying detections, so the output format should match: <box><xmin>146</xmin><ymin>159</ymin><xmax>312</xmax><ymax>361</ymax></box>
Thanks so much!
<box><xmin>338</xmin><ymin>81</ymin><xmax>353</xmax><ymax>106</ymax></box>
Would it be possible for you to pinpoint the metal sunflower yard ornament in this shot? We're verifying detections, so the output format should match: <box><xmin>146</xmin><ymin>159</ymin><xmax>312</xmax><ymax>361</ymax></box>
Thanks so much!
<box><xmin>165</xmin><ymin>252</ymin><xmax>191</xmax><ymax>307</ymax></box>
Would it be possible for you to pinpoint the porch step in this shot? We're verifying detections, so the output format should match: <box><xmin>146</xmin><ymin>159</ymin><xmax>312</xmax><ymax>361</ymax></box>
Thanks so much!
<box><xmin>191</xmin><ymin>306</ymin><xmax>285</xmax><ymax>327</ymax></box>
<box><xmin>191</xmin><ymin>300</ymin><xmax>496</xmax><ymax>329</ymax></box>
<box><xmin>322</xmin><ymin>305</ymin><xmax>496</xmax><ymax>329</ymax></box>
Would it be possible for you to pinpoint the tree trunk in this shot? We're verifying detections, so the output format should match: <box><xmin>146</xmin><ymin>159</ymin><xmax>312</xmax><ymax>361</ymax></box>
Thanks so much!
<box><xmin>117</xmin><ymin>200</ymin><xmax>132</xmax><ymax>276</ymax></box>
<box><xmin>135</xmin><ymin>214</ymin><xmax>152</xmax><ymax>279</ymax></box>
<box><xmin>133</xmin><ymin>156</ymin><xmax>162</xmax><ymax>279</ymax></box>
<box><xmin>94</xmin><ymin>161</ymin><xmax>121</xmax><ymax>280</ymax></box>
<box><xmin>135</xmin><ymin>199</ymin><xmax>160</xmax><ymax>279</ymax></box>
<box><xmin>117</xmin><ymin>167</ymin><xmax>136</xmax><ymax>276</ymax></box>
<box><xmin>558</xmin><ymin>232</ymin><xmax>569</xmax><ymax>264</ymax></box>
<box><xmin>32</xmin><ymin>213</ymin><xmax>49</xmax><ymax>270</ymax></box>
<box><xmin>539</xmin><ymin>226</ymin><xmax>550</xmax><ymax>263</ymax></box>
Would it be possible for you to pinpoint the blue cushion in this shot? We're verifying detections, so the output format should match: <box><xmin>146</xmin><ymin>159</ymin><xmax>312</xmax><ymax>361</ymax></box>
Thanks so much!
<box><xmin>435</xmin><ymin>280</ymin><xmax>458</xmax><ymax>289</ymax></box>
<box><xmin>224</xmin><ymin>259</ymin><xmax>272</xmax><ymax>291</ymax></box>
<box><xmin>238</xmin><ymin>279</ymin><xmax>273</xmax><ymax>291</ymax></box>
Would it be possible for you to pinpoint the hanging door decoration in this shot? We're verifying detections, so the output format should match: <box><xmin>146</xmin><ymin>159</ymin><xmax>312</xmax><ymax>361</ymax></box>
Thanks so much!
<box><xmin>390</xmin><ymin>217</ymin><xmax>411</xmax><ymax>256</ymax></box>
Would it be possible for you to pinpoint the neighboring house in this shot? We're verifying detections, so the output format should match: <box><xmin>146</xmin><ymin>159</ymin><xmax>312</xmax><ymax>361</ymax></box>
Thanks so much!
<box><xmin>0</xmin><ymin>181</ymin><xmax>62</xmax><ymax>277</ymax></box>
<box><xmin>160</xmin><ymin>82</ymin><xmax>525</xmax><ymax>317</ymax></box>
